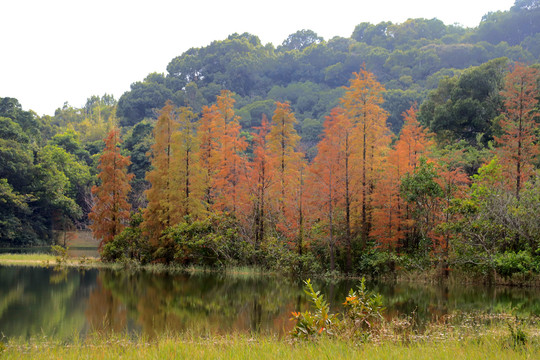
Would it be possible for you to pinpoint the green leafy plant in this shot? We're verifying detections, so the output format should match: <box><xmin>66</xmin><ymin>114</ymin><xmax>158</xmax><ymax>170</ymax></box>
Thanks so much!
<box><xmin>290</xmin><ymin>277</ymin><xmax>385</xmax><ymax>341</ymax></box>
<box><xmin>290</xmin><ymin>279</ymin><xmax>339</xmax><ymax>339</ymax></box>
<box><xmin>342</xmin><ymin>277</ymin><xmax>385</xmax><ymax>334</ymax></box>
<box><xmin>495</xmin><ymin>251</ymin><xmax>533</xmax><ymax>278</ymax></box>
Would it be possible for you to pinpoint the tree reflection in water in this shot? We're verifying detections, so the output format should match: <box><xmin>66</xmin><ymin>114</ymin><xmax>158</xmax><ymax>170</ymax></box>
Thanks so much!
<box><xmin>1</xmin><ymin>266</ymin><xmax>540</xmax><ymax>340</ymax></box>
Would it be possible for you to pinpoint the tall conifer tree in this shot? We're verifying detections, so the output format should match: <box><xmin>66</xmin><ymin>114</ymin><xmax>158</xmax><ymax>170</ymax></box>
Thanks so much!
<box><xmin>89</xmin><ymin>127</ymin><xmax>133</xmax><ymax>249</ymax></box>
<box><xmin>495</xmin><ymin>63</ymin><xmax>539</xmax><ymax>200</ymax></box>
<box><xmin>341</xmin><ymin>66</ymin><xmax>390</xmax><ymax>245</ymax></box>
<box><xmin>142</xmin><ymin>101</ymin><xmax>179</xmax><ymax>245</ymax></box>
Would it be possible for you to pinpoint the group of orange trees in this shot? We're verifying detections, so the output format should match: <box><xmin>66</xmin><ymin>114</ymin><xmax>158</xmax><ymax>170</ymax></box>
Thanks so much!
<box><xmin>89</xmin><ymin>64</ymin><xmax>539</xmax><ymax>274</ymax></box>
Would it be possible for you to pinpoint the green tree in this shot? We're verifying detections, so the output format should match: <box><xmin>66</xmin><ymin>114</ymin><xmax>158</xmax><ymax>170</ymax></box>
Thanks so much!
<box><xmin>280</xmin><ymin>30</ymin><xmax>323</xmax><ymax>52</ymax></box>
<box><xmin>0</xmin><ymin>178</ymin><xmax>32</xmax><ymax>243</ymax></box>
<box><xmin>446</xmin><ymin>158</ymin><xmax>512</xmax><ymax>274</ymax></box>
<box><xmin>122</xmin><ymin>121</ymin><xmax>154</xmax><ymax>208</ymax></box>
<box><xmin>419</xmin><ymin>58</ymin><xmax>508</xmax><ymax>146</ymax></box>
<box><xmin>400</xmin><ymin>158</ymin><xmax>444</xmax><ymax>253</ymax></box>
<box><xmin>40</xmin><ymin>144</ymin><xmax>92</xmax><ymax>218</ymax></box>
<box><xmin>50</xmin><ymin>129</ymin><xmax>92</xmax><ymax>165</ymax></box>
<box><xmin>117</xmin><ymin>78</ymin><xmax>174</xmax><ymax>127</ymax></box>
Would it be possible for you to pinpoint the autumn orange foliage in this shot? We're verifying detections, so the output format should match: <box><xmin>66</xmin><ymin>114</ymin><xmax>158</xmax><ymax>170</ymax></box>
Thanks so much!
<box><xmin>394</xmin><ymin>105</ymin><xmax>433</xmax><ymax>173</ymax></box>
<box><xmin>198</xmin><ymin>103</ymin><xmax>222</xmax><ymax>208</ymax></box>
<box><xmin>247</xmin><ymin>115</ymin><xmax>274</xmax><ymax>248</ymax></box>
<box><xmin>370</xmin><ymin>105</ymin><xmax>433</xmax><ymax>249</ymax></box>
<box><xmin>89</xmin><ymin>64</ymin><xmax>540</xmax><ymax>272</ymax></box>
<box><xmin>495</xmin><ymin>63</ymin><xmax>539</xmax><ymax>199</ymax></box>
<box><xmin>341</xmin><ymin>66</ymin><xmax>390</xmax><ymax>244</ymax></box>
<box><xmin>266</xmin><ymin>102</ymin><xmax>306</xmax><ymax>249</ymax></box>
<box><xmin>308</xmin><ymin>108</ymin><xmax>350</xmax><ymax>270</ymax></box>
<box><xmin>143</xmin><ymin>101</ymin><xmax>203</xmax><ymax>245</ymax></box>
<box><xmin>89</xmin><ymin>127</ymin><xmax>133</xmax><ymax>249</ymax></box>
<box><xmin>171</xmin><ymin>105</ymin><xmax>204</xmax><ymax>218</ymax></box>
<box><xmin>212</xmin><ymin>91</ymin><xmax>249</xmax><ymax>216</ymax></box>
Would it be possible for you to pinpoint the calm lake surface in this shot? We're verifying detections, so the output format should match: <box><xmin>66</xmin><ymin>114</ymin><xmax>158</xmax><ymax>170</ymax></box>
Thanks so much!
<box><xmin>1</xmin><ymin>265</ymin><xmax>539</xmax><ymax>340</ymax></box>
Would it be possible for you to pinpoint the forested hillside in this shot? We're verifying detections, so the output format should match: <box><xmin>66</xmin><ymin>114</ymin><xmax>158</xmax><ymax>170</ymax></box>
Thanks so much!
<box><xmin>1</xmin><ymin>0</ymin><xmax>540</xmax><ymax>279</ymax></box>
<box><xmin>116</xmin><ymin>0</ymin><xmax>540</xmax><ymax>137</ymax></box>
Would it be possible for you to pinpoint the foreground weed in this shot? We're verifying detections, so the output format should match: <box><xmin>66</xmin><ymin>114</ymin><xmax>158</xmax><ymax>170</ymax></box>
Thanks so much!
<box><xmin>290</xmin><ymin>277</ymin><xmax>385</xmax><ymax>341</ymax></box>
<box><xmin>507</xmin><ymin>317</ymin><xmax>528</xmax><ymax>349</ymax></box>
<box><xmin>342</xmin><ymin>277</ymin><xmax>385</xmax><ymax>337</ymax></box>
<box><xmin>290</xmin><ymin>279</ymin><xmax>339</xmax><ymax>339</ymax></box>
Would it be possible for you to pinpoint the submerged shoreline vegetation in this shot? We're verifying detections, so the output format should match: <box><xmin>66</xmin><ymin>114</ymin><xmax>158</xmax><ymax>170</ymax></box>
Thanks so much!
<box><xmin>4</xmin><ymin>251</ymin><xmax>540</xmax><ymax>287</ymax></box>
<box><xmin>5</xmin><ymin>253</ymin><xmax>540</xmax><ymax>288</ymax></box>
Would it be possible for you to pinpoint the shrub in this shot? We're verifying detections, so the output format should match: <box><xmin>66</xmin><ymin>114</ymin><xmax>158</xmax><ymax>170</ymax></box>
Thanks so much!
<box><xmin>260</xmin><ymin>237</ymin><xmax>324</xmax><ymax>274</ymax></box>
<box><xmin>290</xmin><ymin>279</ymin><xmax>339</xmax><ymax>339</ymax></box>
<box><xmin>51</xmin><ymin>244</ymin><xmax>68</xmax><ymax>265</ymax></box>
<box><xmin>355</xmin><ymin>246</ymin><xmax>402</xmax><ymax>275</ymax></box>
<box><xmin>290</xmin><ymin>278</ymin><xmax>385</xmax><ymax>341</ymax></box>
<box><xmin>101</xmin><ymin>212</ymin><xmax>152</xmax><ymax>264</ymax></box>
<box><xmin>494</xmin><ymin>251</ymin><xmax>533</xmax><ymax>278</ymax></box>
<box><xmin>342</xmin><ymin>278</ymin><xmax>385</xmax><ymax>337</ymax></box>
<box><xmin>167</xmin><ymin>214</ymin><xmax>252</xmax><ymax>267</ymax></box>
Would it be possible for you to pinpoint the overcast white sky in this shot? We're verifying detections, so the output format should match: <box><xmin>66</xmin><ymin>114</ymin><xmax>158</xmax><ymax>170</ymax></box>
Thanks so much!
<box><xmin>0</xmin><ymin>0</ymin><xmax>516</xmax><ymax>116</ymax></box>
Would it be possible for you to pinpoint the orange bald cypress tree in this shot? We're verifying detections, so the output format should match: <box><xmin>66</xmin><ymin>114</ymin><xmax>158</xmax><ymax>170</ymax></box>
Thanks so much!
<box><xmin>316</xmin><ymin>108</ymin><xmax>357</xmax><ymax>270</ymax></box>
<box><xmin>495</xmin><ymin>63</ymin><xmax>539</xmax><ymax>200</ymax></box>
<box><xmin>213</xmin><ymin>113</ymin><xmax>249</xmax><ymax>215</ymax></box>
<box><xmin>248</xmin><ymin>115</ymin><xmax>274</xmax><ymax>248</ymax></box>
<box><xmin>267</xmin><ymin>102</ymin><xmax>301</xmax><ymax>213</ymax></box>
<box><xmin>211</xmin><ymin>90</ymin><xmax>249</xmax><ymax>216</ymax></box>
<box><xmin>308</xmin><ymin>109</ymin><xmax>349</xmax><ymax>271</ymax></box>
<box><xmin>369</xmin><ymin>146</ymin><xmax>403</xmax><ymax>250</ymax></box>
<box><xmin>142</xmin><ymin>101</ymin><xmax>179</xmax><ymax>245</ymax></box>
<box><xmin>171</xmin><ymin>106</ymin><xmax>205</xmax><ymax>219</ymax></box>
<box><xmin>341</xmin><ymin>66</ymin><xmax>390</xmax><ymax>245</ymax></box>
<box><xmin>216</xmin><ymin>90</ymin><xmax>236</xmax><ymax>127</ymax></box>
<box><xmin>89</xmin><ymin>127</ymin><xmax>133</xmax><ymax>249</ymax></box>
<box><xmin>283</xmin><ymin>154</ymin><xmax>307</xmax><ymax>254</ymax></box>
<box><xmin>371</xmin><ymin>105</ymin><xmax>433</xmax><ymax>249</ymax></box>
<box><xmin>266</xmin><ymin>102</ymin><xmax>305</xmax><ymax>250</ymax></box>
<box><xmin>395</xmin><ymin>105</ymin><xmax>433</xmax><ymax>173</ymax></box>
<box><xmin>198</xmin><ymin>104</ymin><xmax>221</xmax><ymax>209</ymax></box>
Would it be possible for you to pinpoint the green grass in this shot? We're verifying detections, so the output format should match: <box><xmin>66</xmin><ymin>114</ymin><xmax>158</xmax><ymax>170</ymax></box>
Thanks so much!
<box><xmin>0</xmin><ymin>254</ymin><xmax>275</xmax><ymax>277</ymax></box>
<box><xmin>2</xmin><ymin>330</ymin><xmax>539</xmax><ymax>360</ymax></box>
<box><xmin>0</xmin><ymin>253</ymin><xmax>105</xmax><ymax>269</ymax></box>
<box><xmin>0</xmin><ymin>253</ymin><xmax>56</xmax><ymax>262</ymax></box>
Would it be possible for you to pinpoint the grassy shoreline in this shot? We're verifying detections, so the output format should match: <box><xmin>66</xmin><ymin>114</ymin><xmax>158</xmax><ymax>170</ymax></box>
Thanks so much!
<box><xmin>0</xmin><ymin>253</ymin><xmax>276</xmax><ymax>275</ymax></box>
<box><xmin>2</xmin><ymin>324</ymin><xmax>539</xmax><ymax>360</ymax></box>
<box><xmin>0</xmin><ymin>253</ymin><xmax>106</xmax><ymax>269</ymax></box>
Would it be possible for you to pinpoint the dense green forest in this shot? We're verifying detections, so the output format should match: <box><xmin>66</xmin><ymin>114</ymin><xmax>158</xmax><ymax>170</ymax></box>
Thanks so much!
<box><xmin>1</xmin><ymin>0</ymin><xmax>540</xmax><ymax>278</ymax></box>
